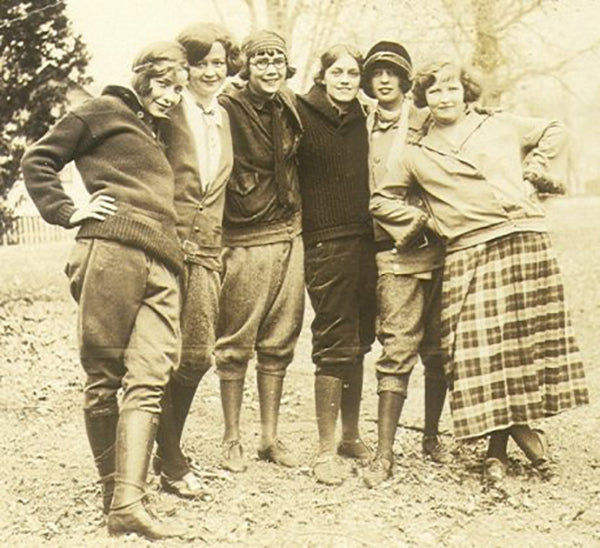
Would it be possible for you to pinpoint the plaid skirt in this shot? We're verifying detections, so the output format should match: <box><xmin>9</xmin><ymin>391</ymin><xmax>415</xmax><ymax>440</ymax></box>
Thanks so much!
<box><xmin>441</xmin><ymin>231</ymin><xmax>589</xmax><ymax>439</ymax></box>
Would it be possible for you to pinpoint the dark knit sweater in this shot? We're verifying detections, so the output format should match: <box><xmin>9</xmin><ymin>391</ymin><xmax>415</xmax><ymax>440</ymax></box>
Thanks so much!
<box><xmin>21</xmin><ymin>86</ymin><xmax>183</xmax><ymax>273</ymax></box>
<box><xmin>296</xmin><ymin>85</ymin><xmax>372</xmax><ymax>245</ymax></box>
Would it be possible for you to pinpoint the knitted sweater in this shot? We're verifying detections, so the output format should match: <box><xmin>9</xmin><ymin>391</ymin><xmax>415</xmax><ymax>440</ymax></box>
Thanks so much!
<box><xmin>21</xmin><ymin>86</ymin><xmax>183</xmax><ymax>273</ymax></box>
<box><xmin>296</xmin><ymin>85</ymin><xmax>372</xmax><ymax>245</ymax></box>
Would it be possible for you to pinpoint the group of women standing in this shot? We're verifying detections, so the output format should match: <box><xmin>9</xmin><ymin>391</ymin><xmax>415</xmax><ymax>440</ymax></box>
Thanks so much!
<box><xmin>21</xmin><ymin>21</ymin><xmax>589</xmax><ymax>541</ymax></box>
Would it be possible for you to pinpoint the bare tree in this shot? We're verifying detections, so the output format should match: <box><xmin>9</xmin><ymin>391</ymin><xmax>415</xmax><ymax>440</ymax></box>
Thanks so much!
<box><xmin>439</xmin><ymin>0</ymin><xmax>600</xmax><ymax>104</ymax></box>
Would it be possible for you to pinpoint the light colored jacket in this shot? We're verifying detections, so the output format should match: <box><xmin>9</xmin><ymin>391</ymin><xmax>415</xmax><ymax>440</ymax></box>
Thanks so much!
<box><xmin>366</xmin><ymin>102</ymin><xmax>444</xmax><ymax>275</ymax></box>
<box><xmin>370</xmin><ymin>109</ymin><xmax>568</xmax><ymax>253</ymax></box>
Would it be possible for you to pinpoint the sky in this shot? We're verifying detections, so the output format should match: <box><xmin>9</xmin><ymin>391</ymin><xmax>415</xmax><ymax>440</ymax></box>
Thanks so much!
<box><xmin>65</xmin><ymin>0</ymin><xmax>250</xmax><ymax>91</ymax></box>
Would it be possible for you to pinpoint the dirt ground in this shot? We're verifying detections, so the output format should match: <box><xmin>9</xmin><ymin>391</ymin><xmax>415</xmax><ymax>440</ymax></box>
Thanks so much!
<box><xmin>1</xmin><ymin>196</ymin><xmax>599</xmax><ymax>547</ymax></box>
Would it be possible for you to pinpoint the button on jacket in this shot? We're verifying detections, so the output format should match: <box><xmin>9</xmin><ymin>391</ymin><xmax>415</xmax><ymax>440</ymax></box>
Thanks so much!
<box><xmin>160</xmin><ymin>99</ymin><xmax>233</xmax><ymax>272</ymax></box>
<box><xmin>371</xmin><ymin>109</ymin><xmax>568</xmax><ymax>252</ymax></box>
<box><xmin>366</xmin><ymin>102</ymin><xmax>444</xmax><ymax>275</ymax></box>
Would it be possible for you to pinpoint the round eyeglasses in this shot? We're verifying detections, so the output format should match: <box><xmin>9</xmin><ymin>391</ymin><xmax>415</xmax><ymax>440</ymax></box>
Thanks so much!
<box><xmin>249</xmin><ymin>57</ymin><xmax>287</xmax><ymax>71</ymax></box>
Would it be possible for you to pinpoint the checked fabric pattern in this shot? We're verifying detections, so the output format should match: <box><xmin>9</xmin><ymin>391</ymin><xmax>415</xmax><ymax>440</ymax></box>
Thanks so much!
<box><xmin>440</xmin><ymin>231</ymin><xmax>589</xmax><ymax>439</ymax></box>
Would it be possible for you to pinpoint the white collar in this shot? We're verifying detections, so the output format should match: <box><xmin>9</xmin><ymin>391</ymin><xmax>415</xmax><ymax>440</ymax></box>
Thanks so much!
<box><xmin>183</xmin><ymin>91</ymin><xmax>223</xmax><ymax>126</ymax></box>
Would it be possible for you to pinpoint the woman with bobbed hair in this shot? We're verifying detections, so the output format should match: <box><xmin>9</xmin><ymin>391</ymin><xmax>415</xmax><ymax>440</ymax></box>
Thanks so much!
<box><xmin>177</xmin><ymin>22</ymin><xmax>243</xmax><ymax>76</ymax></box>
<box><xmin>371</xmin><ymin>58</ymin><xmax>588</xmax><ymax>482</ymax></box>
<box><xmin>21</xmin><ymin>43</ymin><xmax>189</xmax><ymax>539</ymax></box>
<box><xmin>154</xmin><ymin>22</ymin><xmax>241</xmax><ymax>499</ymax></box>
<box><xmin>296</xmin><ymin>44</ymin><xmax>376</xmax><ymax>485</ymax></box>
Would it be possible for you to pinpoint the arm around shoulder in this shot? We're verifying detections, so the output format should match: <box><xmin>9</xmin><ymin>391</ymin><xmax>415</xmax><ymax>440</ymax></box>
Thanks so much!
<box><xmin>370</xmin><ymin>149</ymin><xmax>430</xmax><ymax>249</ymax></box>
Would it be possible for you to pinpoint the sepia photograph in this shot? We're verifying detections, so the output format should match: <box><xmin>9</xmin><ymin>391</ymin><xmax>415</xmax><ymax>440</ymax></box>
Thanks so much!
<box><xmin>1</xmin><ymin>0</ymin><xmax>599</xmax><ymax>545</ymax></box>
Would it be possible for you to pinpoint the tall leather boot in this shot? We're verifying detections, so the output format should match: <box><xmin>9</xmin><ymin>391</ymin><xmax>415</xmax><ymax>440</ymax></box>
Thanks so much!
<box><xmin>376</xmin><ymin>391</ymin><xmax>405</xmax><ymax>459</ymax></box>
<box><xmin>155</xmin><ymin>377</ymin><xmax>198</xmax><ymax>478</ymax></box>
<box><xmin>220</xmin><ymin>378</ymin><xmax>247</xmax><ymax>472</ymax></box>
<box><xmin>155</xmin><ymin>377</ymin><xmax>204</xmax><ymax>498</ymax></box>
<box><xmin>107</xmin><ymin>409</ymin><xmax>184</xmax><ymax>540</ymax></box>
<box><xmin>256</xmin><ymin>372</ymin><xmax>297</xmax><ymax>467</ymax></box>
<box><xmin>424</xmin><ymin>377</ymin><xmax>447</xmax><ymax>437</ymax></box>
<box><xmin>84</xmin><ymin>409</ymin><xmax>118</xmax><ymax>514</ymax></box>
<box><xmin>484</xmin><ymin>429</ymin><xmax>510</xmax><ymax>482</ymax></box>
<box><xmin>363</xmin><ymin>391</ymin><xmax>405</xmax><ymax>488</ymax></box>
<box><xmin>338</xmin><ymin>359</ymin><xmax>371</xmax><ymax>461</ymax></box>
<box><xmin>313</xmin><ymin>374</ymin><xmax>346</xmax><ymax>485</ymax></box>
<box><xmin>509</xmin><ymin>424</ymin><xmax>552</xmax><ymax>478</ymax></box>
<box><xmin>422</xmin><ymin>377</ymin><xmax>451</xmax><ymax>463</ymax></box>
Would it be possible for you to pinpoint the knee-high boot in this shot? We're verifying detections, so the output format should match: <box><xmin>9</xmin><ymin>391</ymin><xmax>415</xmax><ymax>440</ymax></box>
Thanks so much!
<box><xmin>84</xmin><ymin>409</ymin><xmax>118</xmax><ymax>514</ymax></box>
<box><xmin>338</xmin><ymin>359</ymin><xmax>372</xmax><ymax>461</ymax></box>
<box><xmin>107</xmin><ymin>409</ymin><xmax>183</xmax><ymax>540</ymax></box>
<box><xmin>220</xmin><ymin>378</ymin><xmax>247</xmax><ymax>472</ymax></box>
<box><xmin>363</xmin><ymin>391</ymin><xmax>405</xmax><ymax>488</ymax></box>
<box><xmin>315</xmin><ymin>374</ymin><xmax>342</xmax><ymax>455</ymax></box>
<box><xmin>375</xmin><ymin>391</ymin><xmax>405</xmax><ymax>460</ymax></box>
<box><xmin>424</xmin><ymin>377</ymin><xmax>447</xmax><ymax>437</ymax></box>
<box><xmin>257</xmin><ymin>371</ymin><xmax>283</xmax><ymax>448</ymax></box>
<box><xmin>155</xmin><ymin>377</ymin><xmax>198</xmax><ymax>479</ymax></box>
<box><xmin>256</xmin><ymin>372</ymin><xmax>297</xmax><ymax>467</ymax></box>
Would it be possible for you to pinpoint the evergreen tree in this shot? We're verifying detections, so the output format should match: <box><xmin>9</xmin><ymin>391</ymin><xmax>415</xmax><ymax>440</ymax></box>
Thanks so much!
<box><xmin>0</xmin><ymin>0</ymin><xmax>89</xmax><ymax>233</ymax></box>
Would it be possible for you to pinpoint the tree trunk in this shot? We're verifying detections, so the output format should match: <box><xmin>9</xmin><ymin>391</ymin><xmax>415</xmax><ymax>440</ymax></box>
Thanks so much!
<box><xmin>471</xmin><ymin>0</ymin><xmax>502</xmax><ymax>105</ymax></box>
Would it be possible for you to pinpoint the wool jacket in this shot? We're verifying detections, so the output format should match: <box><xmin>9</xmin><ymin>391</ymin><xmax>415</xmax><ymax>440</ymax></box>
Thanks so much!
<box><xmin>21</xmin><ymin>86</ymin><xmax>183</xmax><ymax>273</ymax></box>
<box><xmin>218</xmin><ymin>84</ymin><xmax>303</xmax><ymax>247</ymax></box>
<box><xmin>160</xmin><ymin>99</ymin><xmax>233</xmax><ymax>271</ymax></box>
<box><xmin>371</xmin><ymin>109</ymin><xmax>568</xmax><ymax>253</ymax></box>
<box><xmin>366</xmin><ymin>102</ymin><xmax>444</xmax><ymax>275</ymax></box>
<box><xmin>296</xmin><ymin>84</ymin><xmax>372</xmax><ymax>246</ymax></box>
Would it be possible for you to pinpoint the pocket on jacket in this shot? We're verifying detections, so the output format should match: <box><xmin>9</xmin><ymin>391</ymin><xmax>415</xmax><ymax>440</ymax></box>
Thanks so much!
<box><xmin>231</xmin><ymin>171</ymin><xmax>258</xmax><ymax>197</ymax></box>
<box><xmin>227</xmin><ymin>171</ymin><xmax>273</xmax><ymax>219</ymax></box>
<box><xmin>64</xmin><ymin>239</ymin><xmax>94</xmax><ymax>303</ymax></box>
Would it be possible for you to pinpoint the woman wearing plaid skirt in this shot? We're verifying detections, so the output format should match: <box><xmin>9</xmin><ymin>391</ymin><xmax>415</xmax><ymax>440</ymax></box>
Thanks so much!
<box><xmin>370</xmin><ymin>58</ymin><xmax>589</xmax><ymax>482</ymax></box>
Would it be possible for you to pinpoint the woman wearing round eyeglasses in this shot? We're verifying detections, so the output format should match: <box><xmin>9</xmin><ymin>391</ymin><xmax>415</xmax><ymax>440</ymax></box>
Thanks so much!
<box><xmin>215</xmin><ymin>30</ymin><xmax>304</xmax><ymax>474</ymax></box>
<box><xmin>296</xmin><ymin>45</ymin><xmax>375</xmax><ymax>486</ymax></box>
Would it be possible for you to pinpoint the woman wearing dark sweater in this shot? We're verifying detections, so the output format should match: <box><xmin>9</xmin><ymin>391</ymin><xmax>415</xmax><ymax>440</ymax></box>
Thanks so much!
<box><xmin>296</xmin><ymin>44</ymin><xmax>375</xmax><ymax>485</ymax></box>
<box><xmin>21</xmin><ymin>43</ymin><xmax>188</xmax><ymax>540</ymax></box>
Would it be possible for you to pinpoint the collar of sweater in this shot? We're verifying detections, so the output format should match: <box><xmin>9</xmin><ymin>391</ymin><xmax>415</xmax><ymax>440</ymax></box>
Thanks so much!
<box><xmin>300</xmin><ymin>84</ymin><xmax>364</xmax><ymax>128</ymax></box>
<box><xmin>102</xmin><ymin>85</ymin><xmax>158</xmax><ymax>133</ymax></box>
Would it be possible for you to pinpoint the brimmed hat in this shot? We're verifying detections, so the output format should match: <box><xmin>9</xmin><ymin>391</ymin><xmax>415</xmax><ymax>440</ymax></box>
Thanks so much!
<box><xmin>363</xmin><ymin>40</ymin><xmax>412</xmax><ymax>96</ymax></box>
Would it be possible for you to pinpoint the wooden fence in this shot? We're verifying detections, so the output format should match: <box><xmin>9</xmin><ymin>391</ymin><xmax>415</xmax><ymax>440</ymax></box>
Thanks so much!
<box><xmin>0</xmin><ymin>216</ymin><xmax>75</xmax><ymax>246</ymax></box>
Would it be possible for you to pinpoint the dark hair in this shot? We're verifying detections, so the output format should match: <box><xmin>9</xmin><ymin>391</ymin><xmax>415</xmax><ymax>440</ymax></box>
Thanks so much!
<box><xmin>313</xmin><ymin>44</ymin><xmax>363</xmax><ymax>86</ymax></box>
<box><xmin>238</xmin><ymin>48</ymin><xmax>296</xmax><ymax>80</ymax></box>
<box><xmin>177</xmin><ymin>22</ymin><xmax>243</xmax><ymax>76</ymax></box>
<box><xmin>362</xmin><ymin>61</ymin><xmax>412</xmax><ymax>97</ymax></box>
<box><xmin>412</xmin><ymin>59</ymin><xmax>482</xmax><ymax>108</ymax></box>
<box><xmin>131</xmin><ymin>41</ymin><xmax>188</xmax><ymax>97</ymax></box>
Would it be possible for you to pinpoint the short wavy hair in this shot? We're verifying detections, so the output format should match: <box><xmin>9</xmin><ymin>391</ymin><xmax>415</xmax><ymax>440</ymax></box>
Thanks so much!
<box><xmin>131</xmin><ymin>41</ymin><xmax>189</xmax><ymax>98</ymax></box>
<box><xmin>412</xmin><ymin>59</ymin><xmax>482</xmax><ymax>109</ymax></box>
<box><xmin>313</xmin><ymin>44</ymin><xmax>364</xmax><ymax>86</ymax></box>
<box><xmin>177</xmin><ymin>22</ymin><xmax>243</xmax><ymax>76</ymax></box>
